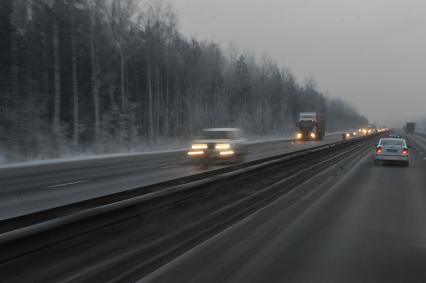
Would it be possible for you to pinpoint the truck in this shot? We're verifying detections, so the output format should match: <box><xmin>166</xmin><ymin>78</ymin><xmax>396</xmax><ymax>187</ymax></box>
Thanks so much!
<box><xmin>405</xmin><ymin>122</ymin><xmax>415</xmax><ymax>134</ymax></box>
<box><xmin>295</xmin><ymin>112</ymin><xmax>326</xmax><ymax>141</ymax></box>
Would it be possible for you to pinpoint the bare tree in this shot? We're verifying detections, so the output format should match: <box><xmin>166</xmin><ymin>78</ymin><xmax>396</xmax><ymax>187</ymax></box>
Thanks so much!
<box><xmin>69</xmin><ymin>1</ymin><xmax>81</xmax><ymax>147</ymax></box>
<box><xmin>0</xmin><ymin>0</ymin><xmax>369</xmax><ymax>162</ymax></box>
<box><xmin>88</xmin><ymin>0</ymin><xmax>100</xmax><ymax>145</ymax></box>
<box><xmin>52</xmin><ymin>7</ymin><xmax>61</xmax><ymax>136</ymax></box>
<box><xmin>109</xmin><ymin>0</ymin><xmax>138</xmax><ymax>113</ymax></box>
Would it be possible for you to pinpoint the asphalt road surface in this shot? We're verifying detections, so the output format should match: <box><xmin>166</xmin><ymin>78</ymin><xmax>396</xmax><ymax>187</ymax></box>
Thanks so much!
<box><xmin>0</xmin><ymin>134</ymin><xmax>343</xmax><ymax>220</ymax></box>
<box><xmin>142</xmin><ymin>135</ymin><xmax>426</xmax><ymax>283</ymax></box>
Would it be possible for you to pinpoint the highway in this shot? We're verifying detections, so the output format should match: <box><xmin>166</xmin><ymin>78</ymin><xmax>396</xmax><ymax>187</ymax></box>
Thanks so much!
<box><xmin>0</xmin><ymin>133</ymin><xmax>343</xmax><ymax>220</ymax></box>
<box><xmin>2</xmin><ymin>132</ymin><xmax>426</xmax><ymax>282</ymax></box>
<box><xmin>142</xmin><ymin>134</ymin><xmax>426</xmax><ymax>283</ymax></box>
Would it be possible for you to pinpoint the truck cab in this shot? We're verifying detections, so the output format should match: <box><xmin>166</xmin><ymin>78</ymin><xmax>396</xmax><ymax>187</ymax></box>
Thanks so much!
<box><xmin>296</xmin><ymin>112</ymin><xmax>325</xmax><ymax>141</ymax></box>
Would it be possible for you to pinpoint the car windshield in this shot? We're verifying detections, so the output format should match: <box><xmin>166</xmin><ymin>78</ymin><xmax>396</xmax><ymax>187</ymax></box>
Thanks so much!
<box><xmin>299</xmin><ymin>121</ymin><xmax>315</xmax><ymax>128</ymax></box>
<box><xmin>201</xmin><ymin>131</ymin><xmax>233</xmax><ymax>140</ymax></box>
<box><xmin>300</xmin><ymin>114</ymin><xmax>315</xmax><ymax>119</ymax></box>
<box><xmin>380</xmin><ymin>139</ymin><xmax>405</xmax><ymax>146</ymax></box>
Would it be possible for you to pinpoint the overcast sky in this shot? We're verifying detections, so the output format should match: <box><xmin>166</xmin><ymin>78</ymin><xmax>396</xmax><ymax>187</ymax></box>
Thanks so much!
<box><xmin>172</xmin><ymin>0</ymin><xmax>426</xmax><ymax>126</ymax></box>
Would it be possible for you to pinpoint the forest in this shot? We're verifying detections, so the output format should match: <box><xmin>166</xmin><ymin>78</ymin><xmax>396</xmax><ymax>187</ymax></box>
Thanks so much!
<box><xmin>0</xmin><ymin>0</ymin><xmax>368</xmax><ymax>162</ymax></box>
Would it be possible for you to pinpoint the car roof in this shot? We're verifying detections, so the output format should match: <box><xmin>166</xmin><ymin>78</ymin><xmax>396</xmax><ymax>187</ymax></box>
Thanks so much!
<box><xmin>379</xmin><ymin>138</ymin><xmax>406</xmax><ymax>143</ymax></box>
<box><xmin>380</xmin><ymin>137</ymin><xmax>405</xmax><ymax>140</ymax></box>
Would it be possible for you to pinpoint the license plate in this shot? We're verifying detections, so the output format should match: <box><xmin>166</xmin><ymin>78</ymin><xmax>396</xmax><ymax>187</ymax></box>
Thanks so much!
<box><xmin>386</xmin><ymin>149</ymin><xmax>397</xmax><ymax>153</ymax></box>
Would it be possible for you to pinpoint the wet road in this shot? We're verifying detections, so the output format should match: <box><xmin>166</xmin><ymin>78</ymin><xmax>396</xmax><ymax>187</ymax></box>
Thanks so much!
<box><xmin>143</xmin><ymin>135</ymin><xmax>426</xmax><ymax>283</ymax></box>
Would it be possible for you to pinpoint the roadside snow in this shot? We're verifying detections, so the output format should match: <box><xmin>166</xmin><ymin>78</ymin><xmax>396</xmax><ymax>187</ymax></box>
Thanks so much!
<box><xmin>0</xmin><ymin>132</ymin><xmax>343</xmax><ymax>169</ymax></box>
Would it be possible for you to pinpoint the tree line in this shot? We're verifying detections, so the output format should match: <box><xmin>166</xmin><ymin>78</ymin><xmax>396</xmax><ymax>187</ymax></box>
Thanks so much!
<box><xmin>0</xmin><ymin>0</ymin><xmax>368</xmax><ymax>162</ymax></box>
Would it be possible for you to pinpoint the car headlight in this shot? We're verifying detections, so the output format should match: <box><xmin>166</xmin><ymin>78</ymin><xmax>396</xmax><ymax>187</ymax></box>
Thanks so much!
<box><xmin>346</xmin><ymin>133</ymin><xmax>351</xmax><ymax>138</ymax></box>
<box><xmin>352</xmin><ymin>132</ymin><xmax>357</xmax><ymax>136</ymax></box>
<box><xmin>296</xmin><ymin>133</ymin><xmax>303</xmax><ymax>139</ymax></box>
<box><xmin>219</xmin><ymin>150</ymin><xmax>235</xmax><ymax>156</ymax></box>
<box><xmin>310</xmin><ymin>133</ymin><xmax>316</xmax><ymax>138</ymax></box>
<box><xmin>192</xmin><ymin>144</ymin><xmax>208</xmax><ymax>149</ymax></box>
<box><xmin>215</xmin><ymin>143</ymin><xmax>231</xmax><ymax>150</ymax></box>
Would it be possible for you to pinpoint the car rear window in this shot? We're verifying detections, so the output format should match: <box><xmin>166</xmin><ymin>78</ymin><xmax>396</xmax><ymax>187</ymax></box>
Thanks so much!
<box><xmin>380</xmin><ymin>139</ymin><xmax>405</xmax><ymax>146</ymax></box>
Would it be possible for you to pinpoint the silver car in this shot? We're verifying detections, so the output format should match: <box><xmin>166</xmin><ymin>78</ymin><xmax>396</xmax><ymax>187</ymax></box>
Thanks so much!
<box><xmin>374</xmin><ymin>138</ymin><xmax>410</xmax><ymax>167</ymax></box>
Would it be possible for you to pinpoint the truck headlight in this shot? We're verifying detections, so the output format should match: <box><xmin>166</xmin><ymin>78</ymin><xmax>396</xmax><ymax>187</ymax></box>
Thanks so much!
<box><xmin>215</xmin><ymin>144</ymin><xmax>231</xmax><ymax>149</ymax></box>
<box><xmin>192</xmin><ymin>144</ymin><xmax>208</xmax><ymax>149</ymax></box>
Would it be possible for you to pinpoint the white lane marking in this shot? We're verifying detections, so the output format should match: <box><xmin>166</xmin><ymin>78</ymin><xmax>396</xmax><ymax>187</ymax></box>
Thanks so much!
<box><xmin>47</xmin><ymin>180</ymin><xmax>90</xmax><ymax>188</ymax></box>
<box><xmin>161</xmin><ymin>164</ymin><xmax>179</xmax><ymax>169</ymax></box>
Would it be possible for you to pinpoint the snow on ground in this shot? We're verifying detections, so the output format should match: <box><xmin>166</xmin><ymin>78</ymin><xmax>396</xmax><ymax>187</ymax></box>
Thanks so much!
<box><xmin>0</xmin><ymin>132</ymin><xmax>344</xmax><ymax>168</ymax></box>
<box><xmin>0</xmin><ymin>134</ymin><xmax>292</xmax><ymax>168</ymax></box>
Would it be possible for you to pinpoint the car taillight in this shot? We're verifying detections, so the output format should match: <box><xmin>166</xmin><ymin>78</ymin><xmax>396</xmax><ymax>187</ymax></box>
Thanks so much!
<box><xmin>402</xmin><ymin>148</ymin><xmax>409</xmax><ymax>155</ymax></box>
<box><xmin>376</xmin><ymin>147</ymin><xmax>383</xmax><ymax>154</ymax></box>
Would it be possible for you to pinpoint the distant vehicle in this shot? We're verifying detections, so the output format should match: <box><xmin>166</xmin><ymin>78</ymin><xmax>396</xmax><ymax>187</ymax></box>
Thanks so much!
<box><xmin>342</xmin><ymin>131</ymin><xmax>358</xmax><ymax>141</ymax></box>
<box><xmin>366</xmin><ymin>126</ymin><xmax>378</xmax><ymax>135</ymax></box>
<box><xmin>405</xmin><ymin>122</ymin><xmax>415</xmax><ymax>134</ymax></box>
<box><xmin>374</xmin><ymin>138</ymin><xmax>410</xmax><ymax>167</ymax></box>
<box><xmin>295</xmin><ymin>112</ymin><xmax>325</xmax><ymax>141</ymax></box>
<box><xmin>358</xmin><ymin>126</ymin><xmax>377</xmax><ymax>136</ymax></box>
<box><xmin>358</xmin><ymin>128</ymin><xmax>368</xmax><ymax>136</ymax></box>
<box><xmin>187</xmin><ymin>128</ymin><xmax>247</xmax><ymax>168</ymax></box>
